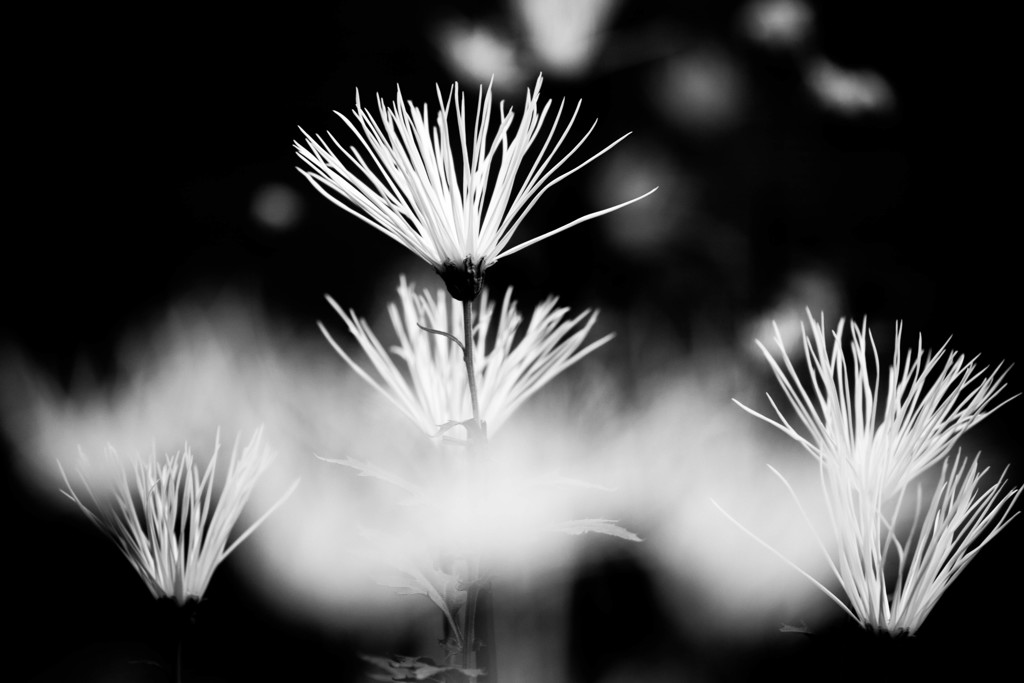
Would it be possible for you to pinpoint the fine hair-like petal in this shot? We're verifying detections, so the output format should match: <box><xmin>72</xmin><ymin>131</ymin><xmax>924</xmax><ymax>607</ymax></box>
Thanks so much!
<box><xmin>318</xmin><ymin>276</ymin><xmax>613</xmax><ymax>440</ymax></box>
<box><xmin>59</xmin><ymin>427</ymin><xmax>299</xmax><ymax>605</ymax></box>
<box><xmin>719</xmin><ymin>311</ymin><xmax>1019</xmax><ymax>634</ymax></box>
<box><xmin>295</xmin><ymin>74</ymin><xmax>656</xmax><ymax>282</ymax></box>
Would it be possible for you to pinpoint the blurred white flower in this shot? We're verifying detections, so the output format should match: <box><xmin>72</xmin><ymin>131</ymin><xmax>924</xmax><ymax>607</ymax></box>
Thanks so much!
<box><xmin>718</xmin><ymin>311</ymin><xmax>1020</xmax><ymax>634</ymax></box>
<box><xmin>318</xmin><ymin>276</ymin><xmax>612</xmax><ymax>440</ymax></box>
<box><xmin>250</xmin><ymin>181</ymin><xmax>304</xmax><ymax>232</ymax></box>
<box><xmin>59</xmin><ymin>427</ymin><xmax>298</xmax><ymax>605</ymax></box>
<box><xmin>432</xmin><ymin>0</ymin><xmax>621</xmax><ymax>88</ymax></box>
<box><xmin>431</xmin><ymin>20</ymin><xmax>527</xmax><ymax>89</ymax></box>
<box><xmin>739</xmin><ymin>0</ymin><xmax>815</xmax><ymax>49</ymax></box>
<box><xmin>295</xmin><ymin>74</ymin><xmax>655</xmax><ymax>300</ymax></box>
<box><xmin>512</xmin><ymin>0</ymin><xmax>622</xmax><ymax>78</ymax></box>
<box><xmin>647</xmin><ymin>46</ymin><xmax>748</xmax><ymax>135</ymax></box>
<box><xmin>805</xmin><ymin>58</ymin><xmax>894</xmax><ymax>116</ymax></box>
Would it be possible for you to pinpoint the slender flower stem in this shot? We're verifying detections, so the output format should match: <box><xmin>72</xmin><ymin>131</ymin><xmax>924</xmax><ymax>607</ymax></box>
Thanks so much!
<box><xmin>458</xmin><ymin>297</ymin><xmax>495</xmax><ymax>682</ymax></box>
<box><xmin>175</xmin><ymin>599</ymin><xmax>198</xmax><ymax>683</ymax></box>
<box><xmin>462</xmin><ymin>299</ymin><xmax>485</xmax><ymax>444</ymax></box>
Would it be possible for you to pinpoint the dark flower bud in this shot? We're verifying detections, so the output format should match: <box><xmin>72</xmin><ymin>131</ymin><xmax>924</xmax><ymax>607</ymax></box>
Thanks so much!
<box><xmin>437</xmin><ymin>256</ymin><xmax>486</xmax><ymax>302</ymax></box>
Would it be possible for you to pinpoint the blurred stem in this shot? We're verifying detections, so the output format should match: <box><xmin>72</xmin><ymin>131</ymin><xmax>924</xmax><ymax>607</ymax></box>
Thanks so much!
<box><xmin>464</xmin><ymin>566</ymin><xmax>479</xmax><ymax>673</ymax></box>
<box><xmin>470</xmin><ymin>568</ymin><xmax>497</xmax><ymax>683</ymax></box>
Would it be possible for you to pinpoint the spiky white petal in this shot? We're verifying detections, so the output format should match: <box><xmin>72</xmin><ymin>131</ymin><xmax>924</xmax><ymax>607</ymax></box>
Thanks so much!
<box><xmin>737</xmin><ymin>311</ymin><xmax>1013</xmax><ymax>498</ymax></box>
<box><xmin>721</xmin><ymin>311</ymin><xmax>1019</xmax><ymax>634</ymax></box>
<box><xmin>318</xmin><ymin>276</ymin><xmax>613</xmax><ymax>439</ymax></box>
<box><xmin>295</xmin><ymin>74</ymin><xmax>656</xmax><ymax>275</ymax></box>
<box><xmin>59</xmin><ymin>428</ymin><xmax>298</xmax><ymax>605</ymax></box>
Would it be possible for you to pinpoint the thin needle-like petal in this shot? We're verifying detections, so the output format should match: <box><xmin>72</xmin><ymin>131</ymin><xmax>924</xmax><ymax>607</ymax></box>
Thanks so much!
<box><xmin>295</xmin><ymin>74</ymin><xmax>656</xmax><ymax>301</ymax></box>
<box><xmin>59</xmin><ymin>428</ymin><xmax>298</xmax><ymax>605</ymax></box>
<box><xmin>319</xmin><ymin>276</ymin><xmax>613</xmax><ymax>441</ymax></box>
<box><xmin>720</xmin><ymin>310</ymin><xmax>1019</xmax><ymax>634</ymax></box>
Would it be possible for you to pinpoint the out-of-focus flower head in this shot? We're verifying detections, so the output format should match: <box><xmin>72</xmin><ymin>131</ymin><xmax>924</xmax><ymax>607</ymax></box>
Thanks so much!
<box><xmin>295</xmin><ymin>74</ymin><xmax>655</xmax><ymax>301</ymax></box>
<box><xmin>512</xmin><ymin>0</ymin><xmax>622</xmax><ymax>78</ymax></box>
<box><xmin>718</xmin><ymin>311</ymin><xmax>1020</xmax><ymax>634</ymax></box>
<box><xmin>647</xmin><ymin>45</ymin><xmax>749</xmax><ymax>136</ymax></box>
<box><xmin>318</xmin><ymin>275</ymin><xmax>613</xmax><ymax>441</ymax></box>
<box><xmin>805</xmin><ymin>58</ymin><xmax>894</xmax><ymax>116</ymax></box>
<box><xmin>739</xmin><ymin>0</ymin><xmax>815</xmax><ymax>50</ymax></box>
<box><xmin>432</xmin><ymin>20</ymin><xmax>525</xmax><ymax>89</ymax></box>
<box><xmin>59</xmin><ymin>427</ymin><xmax>298</xmax><ymax>606</ymax></box>
<box><xmin>432</xmin><ymin>0</ymin><xmax>621</xmax><ymax>87</ymax></box>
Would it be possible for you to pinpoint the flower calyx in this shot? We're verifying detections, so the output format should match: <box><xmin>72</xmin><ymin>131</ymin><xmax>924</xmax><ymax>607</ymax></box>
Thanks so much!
<box><xmin>437</xmin><ymin>256</ymin><xmax>486</xmax><ymax>302</ymax></box>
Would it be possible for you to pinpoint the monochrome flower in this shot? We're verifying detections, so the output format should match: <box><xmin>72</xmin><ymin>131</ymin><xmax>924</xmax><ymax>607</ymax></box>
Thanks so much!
<box><xmin>295</xmin><ymin>74</ymin><xmax>656</xmax><ymax>301</ymax></box>
<box><xmin>737</xmin><ymin>311</ymin><xmax>1012</xmax><ymax>498</ymax></box>
<box><xmin>318</xmin><ymin>276</ymin><xmax>612</xmax><ymax>439</ymax></box>
<box><xmin>59</xmin><ymin>428</ymin><xmax>298</xmax><ymax>605</ymax></box>
<box><xmin>716</xmin><ymin>311</ymin><xmax>1020</xmax><ymax>634</ymax></box>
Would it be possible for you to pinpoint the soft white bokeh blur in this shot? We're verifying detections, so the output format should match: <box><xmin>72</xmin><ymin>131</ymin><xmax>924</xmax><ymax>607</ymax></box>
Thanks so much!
<box><xmin>432</xmin><ymin>19</ymin><xmax>527</xmax><ymax>91</ymax></box>
<box><xmin>592</xmin><ymin>141</ymin><xmax>699</xmax><ymax>257</ymax></box>
<box><xmin>512</xmin><ymin>0</ymin><xmax>622</xmax><ymax>78</ymax></box>
<box><xmin>647</xmin><ymin>44</ymin><xmax>749</xmax><ymax>136</ymax></box>
<box><xmin>250</xmin><ymin>181</ymin><xmax>305</xmax><ymax>233</ymax></box>
<box><xmin>2</xmin><ymin>285</ymin><xmax>867</xmax><ymax>669</ymax></box>
<box><xmin>805</xmin><ymin>57</ymin><xmax>895</xmax><ymax>116</ymax></box>
<box><xmin>738</xmin><ymin>0</ymin><xmax>815</xmax><ymax>50</ymax></box>
<box><xmin>544</xmin><ymin>350</ymin><xmax>842</xmax><ymax>642</ymax></box>
<box><xmin>432</xmin><ymin>0</ymin><xmax>622</xmax><ymax>88</ymax></box>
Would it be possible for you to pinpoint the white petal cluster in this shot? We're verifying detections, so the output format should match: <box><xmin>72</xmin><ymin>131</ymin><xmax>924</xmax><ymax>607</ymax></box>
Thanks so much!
<box><xmin>60</xmin><ymin>428</ymin><xmax>297</xmax><ymax>605</ymax></box>
<box><xmin>295</xmin><ymin>74</ymin><xmax>655</xmax><ymax>291</ymax></box>
<box><xmin>743</xmin><ymin>312</ymin><xmax>1012</xmax><ymax>498</ymax></box>
<box><xmin>319</xmin><ymin>276</ymin><xmax>612</xmax><ymax>439</ymax></box>
<box><xmin>720</xmin><ymin>311</ymin><xmax>1020</xmax><ymax>634</ymax></box>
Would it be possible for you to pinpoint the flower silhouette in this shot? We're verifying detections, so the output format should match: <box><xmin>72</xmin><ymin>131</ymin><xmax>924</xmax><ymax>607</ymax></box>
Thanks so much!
<box><xmin>295</xmin><ymin>74</ymin><xmax>655</xmax><ymax>300</ymax></box>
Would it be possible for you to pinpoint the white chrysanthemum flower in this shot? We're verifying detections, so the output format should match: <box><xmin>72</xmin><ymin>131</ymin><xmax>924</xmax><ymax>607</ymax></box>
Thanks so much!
<box><xmin>295</xmin><ymin>73</ymin><xmax>656</xmax><ymax>301</ymax></box>
<box><xmin>318</xmin><ymin>276</ymin><xmax>612</xmax><ymax>439</ymax></box>
<box><xmin>739</xmin><ymin>311</ymin><xmax>1012</xmax><ymax>498</ymax></box>
<box><xmin>59</xmin><ymin>428</ymin><xmax>298</xmax><ymax>605</ymax></box>
<box><xmin>717</xmin><ymin>311</ymin><xmax>1020</xmax><ymax>635</ymax></box>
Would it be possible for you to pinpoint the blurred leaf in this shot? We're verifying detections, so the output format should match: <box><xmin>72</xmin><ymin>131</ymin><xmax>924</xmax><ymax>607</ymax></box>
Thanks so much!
<box><xmin>780</xmin><ymin>621</ymin><xmax>813</xmax><ymax>635</ymax></box>
<box><xmin>551</xmin><ymin>518</ymin><xmax>642</xmax><ymax>541</ymax></box>
<box><xmin>361</xmin><ymin>653</ymin><xmax>485</xmax><ymax>681</ymax></box>
<box><xmin>314</xmin><ymin>452</ymin><xmax>426</xmax><ymax>504</ymax></box>
<box><xmin>359</xmin><ymin>528</ymin><xmax>467</xmax><ymax>643</ymax></box>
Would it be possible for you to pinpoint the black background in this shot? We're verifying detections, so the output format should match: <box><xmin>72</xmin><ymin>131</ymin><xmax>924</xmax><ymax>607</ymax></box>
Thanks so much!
<box><xmin>5</xmin><ymin>1</ymin><xmax>1020</xmax><ymax>681</ymax></box>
